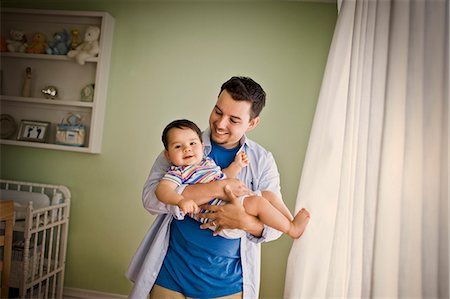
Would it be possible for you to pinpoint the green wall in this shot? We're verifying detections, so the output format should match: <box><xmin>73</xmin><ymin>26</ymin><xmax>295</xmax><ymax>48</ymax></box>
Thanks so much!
<box><xmin>0</xmin><ymin>1</ymin><xmax>337</xmax><ymax>297</ymax></box>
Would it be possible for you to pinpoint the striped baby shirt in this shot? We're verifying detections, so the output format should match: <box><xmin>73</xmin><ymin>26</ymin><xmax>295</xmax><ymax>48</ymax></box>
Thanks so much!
<box><xmin>162</xmin><ymin>157</ymin><xmax>225</xmax><ymax>223</ymax></box>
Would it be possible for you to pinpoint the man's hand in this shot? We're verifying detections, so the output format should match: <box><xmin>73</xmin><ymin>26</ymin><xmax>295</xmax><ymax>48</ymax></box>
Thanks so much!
<box><xmin>198</xmin><ymin>185</ymin><xmax>263</xmax><ymax>237</ymax></box>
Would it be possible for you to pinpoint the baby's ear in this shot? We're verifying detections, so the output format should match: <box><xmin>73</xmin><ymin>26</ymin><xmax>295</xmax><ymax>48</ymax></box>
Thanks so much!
<box><xmin>164</xmin><ymin>150</ymin><xmax>170</xmax><ymax>161</ymax></box>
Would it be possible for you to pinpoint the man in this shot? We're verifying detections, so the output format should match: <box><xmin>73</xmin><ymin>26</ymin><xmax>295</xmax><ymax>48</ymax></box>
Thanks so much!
<box><xmin>127</xmin><ymin>76</ymin><xmax>285</xmax><ymax>299</ymax></box>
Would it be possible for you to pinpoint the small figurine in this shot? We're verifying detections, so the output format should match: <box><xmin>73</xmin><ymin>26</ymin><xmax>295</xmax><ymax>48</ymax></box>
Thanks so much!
<box><xmin>81</xmin><ymin>83</ymin><xmax>95</xmax><ymax>102</ymax></box>
<box><xmin>46</xmin><ymin>30</ymin><xmax>71</xmax><ymax>55</ymax></box>
<box><xmin>26</xmin><ymin>32</ymin><xmax>48</xmax><ymax>54</ymax></box>
<box><xmin>41</xmin><ymin>86</ymin><xmax>58</xmax><ymax>99</ymax></box>
<box><xmin>67</xmin><ymin>26</ymin><xmax>100</xmax><ymax>65</ymax></box>
<box><xmin>6</xmin><ymin>29</ymin><xmax>27</xmax><ymax>53</ymax></box>
<box><xmin>70</xmin><ymin>29</ymin><xmax>81</xmax><ymax>50</ymax></box>
<box><xmin>22</xmin><ymin>67</ymin><xmax>32</xmax><ymax>97</ymax></box>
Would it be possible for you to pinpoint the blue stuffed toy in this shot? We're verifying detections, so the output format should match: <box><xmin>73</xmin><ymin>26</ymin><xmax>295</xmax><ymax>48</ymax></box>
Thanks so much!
<box><xmin>46</xmin><ymin>30</ymin><xmax>71</xmax><ymax>55</ymax></box>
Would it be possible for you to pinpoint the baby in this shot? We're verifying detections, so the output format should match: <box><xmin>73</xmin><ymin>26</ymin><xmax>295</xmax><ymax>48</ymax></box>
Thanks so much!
<box><xmin>155</xmin><ymin>119</ymin><xmax>310</xmax><ymax>239</ymax></box>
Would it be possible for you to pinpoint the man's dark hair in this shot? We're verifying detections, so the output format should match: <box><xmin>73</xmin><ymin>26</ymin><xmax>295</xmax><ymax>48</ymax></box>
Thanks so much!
<box><xmin>220</xmin><ymin>76</ymin><xmax>266</xmax><ymax>119</ymax></box>
<box><xmin>162</xmin><ymin>119</ymin><xmax>202</xmax><ymax>150</ymax></box>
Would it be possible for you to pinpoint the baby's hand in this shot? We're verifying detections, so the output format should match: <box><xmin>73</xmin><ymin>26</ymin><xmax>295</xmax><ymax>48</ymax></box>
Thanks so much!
<box><xmin>178</xmin><ymin>198</ymin><xmax>199</xmax><ymax>214</ymax></box>
<box><xmin>235</xmin><ymin>151</ymin><xmax>249</xmax><ymax>168</ymax></box>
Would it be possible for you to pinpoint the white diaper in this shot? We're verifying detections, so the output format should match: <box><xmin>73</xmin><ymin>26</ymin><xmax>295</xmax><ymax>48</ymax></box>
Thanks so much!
<box><xmin>211</xmin><ymin>194</ymin><xmax>248</xmax><ymax>239</ymax></box>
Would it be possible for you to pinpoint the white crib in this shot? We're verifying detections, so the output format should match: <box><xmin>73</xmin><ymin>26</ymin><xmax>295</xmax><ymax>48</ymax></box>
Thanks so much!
<box><xmin>0</xmin><ymin>179</ymin><xmax>70</xmax><ymax>299</ymax></box>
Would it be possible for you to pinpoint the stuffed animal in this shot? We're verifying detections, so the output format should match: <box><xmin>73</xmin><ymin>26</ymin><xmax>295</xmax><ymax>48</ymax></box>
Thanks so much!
<box><xmin>6</xmin><ymin>29</ymin><xmax>27</xmax><ymax>52</ymax></box>
<box><xmin>67</xmin><ymin>26</ymin><xmax>100</xmax><ymax>65</ymax></box>
<box><xmin>70</xmin><ymin>29</ymin><xmax>81</xmax><ymax>50</ymax></box>
<box><xmin>46</xmin><ymin>30</ymin><xmax>71</xmax><ymax>55</ymax></box>
<box><xmin>26</xmin><ymin>32</ymin><xmax>48</xmax><ymax>54</ymax></box>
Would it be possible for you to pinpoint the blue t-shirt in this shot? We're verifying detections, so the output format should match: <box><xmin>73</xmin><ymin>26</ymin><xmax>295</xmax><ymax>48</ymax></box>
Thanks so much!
<box><xmin>155</xmin><ymin>142</ymin><xmax>242</xmax><ymax>298</ymax></box>
<box><xmin>208</xmin><ymin>141</ymin><xmax>240</xmax><ymax>170</ymax></box>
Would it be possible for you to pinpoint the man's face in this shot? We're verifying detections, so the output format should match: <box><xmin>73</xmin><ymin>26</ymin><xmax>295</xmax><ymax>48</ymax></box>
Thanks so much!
<box><xmin>209</xmin><ymin>90</ymin><xmax>259</xmax><ymax>149</ymax></box>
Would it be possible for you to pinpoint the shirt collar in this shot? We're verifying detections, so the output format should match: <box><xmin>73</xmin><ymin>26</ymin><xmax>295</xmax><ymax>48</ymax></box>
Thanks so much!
<box><xmin>202</xmin><ymin>128</ymin><xmax>250</xmax><ymax>155</ymax></box>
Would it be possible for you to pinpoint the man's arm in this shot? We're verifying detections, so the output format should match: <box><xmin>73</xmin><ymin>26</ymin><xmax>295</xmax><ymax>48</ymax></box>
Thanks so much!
<box><xmin>197</xmin><ymin>149</ymin><xmax>284</xmax><ymax>241</ymax></box>
<box><xmin>199</xmin><ymin>185</ymin><xmax>265</xmax><ymax>237</ymax></box>
<box><xmin>182</xmin><ymin>176</ymin><xmax>261</xmax><ymax>235</ymax></box>
<box><xmin>142</xmin><ymin>151</ymin><xmax>184</xmax><ymax>216</ymax></box>
<box><xmin>248</xmin><ymin>151</ymin><xmax>284</xmax><ymax>242</ymax></box>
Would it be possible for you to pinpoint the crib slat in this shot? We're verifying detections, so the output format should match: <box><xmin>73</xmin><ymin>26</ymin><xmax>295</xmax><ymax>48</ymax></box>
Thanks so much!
<box><xmin>0</xmin><ymin>179</ymin><xmax>70</xmax><ymax>299</ymax></box>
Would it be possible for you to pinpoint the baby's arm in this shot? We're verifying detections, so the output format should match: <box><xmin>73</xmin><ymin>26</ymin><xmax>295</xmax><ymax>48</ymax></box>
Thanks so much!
<box><xmin>223</xmin><ymin>151</ymin><xmax>249</xmax><ymax>178</ymax></box>
<box><xmin>155</xmin><ymin>180</ymin><xmax>199</xmax><ymax>214</ymax></box>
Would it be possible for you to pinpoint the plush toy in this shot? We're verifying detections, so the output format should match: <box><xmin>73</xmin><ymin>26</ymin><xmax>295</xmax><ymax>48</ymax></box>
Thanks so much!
<box><xmin>26</xmin><ymin>32</ymin><xmax>48</xmax><ymax>54</ymax></box>
<box><xmin>6</xmin><ymin>29</ymin><xmax>27</xmax><ymax>52</ymax></box>
<box><xmin>46</xmin><ymin>30</ymin><xmax>71</xmax><ymax>55</ymax></box>
<box><xmin>70</xmin><ymin>29</ymin><xmax>81</xmax><ymax>50</ymax></box>
<box><xmin>67</xmin><ymin>26</ymin><xmax>100</xmax><ymax>65</ymax></box>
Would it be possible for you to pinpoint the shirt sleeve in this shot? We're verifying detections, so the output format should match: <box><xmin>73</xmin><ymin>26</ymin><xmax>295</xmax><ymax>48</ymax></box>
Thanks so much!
<box><xmin>247</xmin><ymin>151</ymin><xmax>284</xmax><ymax>243</ymax></box>
<box><xmin>142</xmin><ymin>151</ymin><xmax>185</xmax><ymax>219</ymax></box>
<box><xmin>162</xmin><ymin>166</ymin><xmax>183</xmax><ymax>186</ymax></box>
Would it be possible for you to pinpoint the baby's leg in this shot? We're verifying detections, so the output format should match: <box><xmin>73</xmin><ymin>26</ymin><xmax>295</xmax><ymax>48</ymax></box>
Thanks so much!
<box><xmin>243</xmin><ymin>195</ymin><xmax>294</xmax><ymax>235</ymax></box>
<box><xmin>243</xmin><ymin>194</ymin><xmax>310</xmax><ymax>239</ymax></box>
<box><xmin>261</xmin><ymin>191</ymin><xmax>293</xmax><ymax>221</ymax></box>
<box><xmin>261</xmin><ymin>191</ymin><xmax>310</xmax><ymax>238</ymax></box>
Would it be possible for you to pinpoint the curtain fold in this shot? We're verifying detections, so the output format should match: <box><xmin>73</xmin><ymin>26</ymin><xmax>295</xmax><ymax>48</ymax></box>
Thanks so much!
<box><xmin>284</xmin><ymin>0</ymin><xmax>449</xmax><ymax>298</ymax></box>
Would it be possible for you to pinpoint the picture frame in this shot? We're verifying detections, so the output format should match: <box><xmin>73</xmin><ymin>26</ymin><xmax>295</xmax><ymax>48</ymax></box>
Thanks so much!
<box><xmin>17</xmin><ymin>120</ymin><xmax>51</xmax><ymax>143</ymax></box>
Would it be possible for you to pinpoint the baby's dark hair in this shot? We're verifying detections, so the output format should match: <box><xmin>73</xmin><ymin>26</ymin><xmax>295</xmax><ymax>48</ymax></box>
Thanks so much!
<box><xmin>162</xmin><ymin>119</ymin><xmax>202</xmax><ymax>150</ymax></box>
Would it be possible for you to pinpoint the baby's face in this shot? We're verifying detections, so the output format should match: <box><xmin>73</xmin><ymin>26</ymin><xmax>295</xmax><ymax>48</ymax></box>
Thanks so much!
<box><xmin>165</xmin><ymin>128</ymin><xmax>204</xmax><ymax>167</ymax></box>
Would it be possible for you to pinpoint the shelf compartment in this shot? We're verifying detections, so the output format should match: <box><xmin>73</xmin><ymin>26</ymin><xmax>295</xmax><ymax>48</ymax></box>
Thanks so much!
<box><xmin>0</xmin><ymin>139</ymin><xmax>92</xmax><ymax>153</ymax></box>
<box><xmin>1</xmin><ymin>95</ymin><xmax>94</xmax><ymax>108</ymax></box>
<box><xmin>0</xmin><ymin>8</ymin><xmax>114</xmax><ymax>153</ymax></box>
<box><xmin>0</xmin><ymin>52</ymin><xmax>98</xmax><ymax>63</ymax></box>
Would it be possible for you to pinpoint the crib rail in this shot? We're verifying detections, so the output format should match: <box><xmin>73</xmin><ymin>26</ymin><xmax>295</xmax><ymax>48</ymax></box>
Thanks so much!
<box><xmin>0</xmin><ymin>179</ymin><xmax>71</xmax><ymax>299</ymax></box>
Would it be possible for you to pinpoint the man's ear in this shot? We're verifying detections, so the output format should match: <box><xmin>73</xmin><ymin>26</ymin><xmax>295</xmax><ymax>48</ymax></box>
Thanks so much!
<box><xmin>247</xmin><ymin>116</ymin><xmax>260</xmax><ymax>132</ymax></box>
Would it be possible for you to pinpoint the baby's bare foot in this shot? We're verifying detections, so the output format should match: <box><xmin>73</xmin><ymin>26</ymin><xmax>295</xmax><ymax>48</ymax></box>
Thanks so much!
<box><xmin>290</xmin><ymin>208</ymin><xmax>311</xmax><ymax>239</ymax></box>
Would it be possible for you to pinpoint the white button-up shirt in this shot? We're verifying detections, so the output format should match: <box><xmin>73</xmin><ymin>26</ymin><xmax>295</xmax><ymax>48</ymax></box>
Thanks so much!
<box><xmin>127</xmin><ymin>129</ymin><xmax>284</xmax><ymax>299</ymax></box>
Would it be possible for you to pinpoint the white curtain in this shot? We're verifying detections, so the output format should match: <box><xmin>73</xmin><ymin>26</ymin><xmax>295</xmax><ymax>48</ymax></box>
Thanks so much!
<box><xmin>284</xmin><ymin>0</ymin><xmax>449</xmax><ymax>298</ymax></box>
